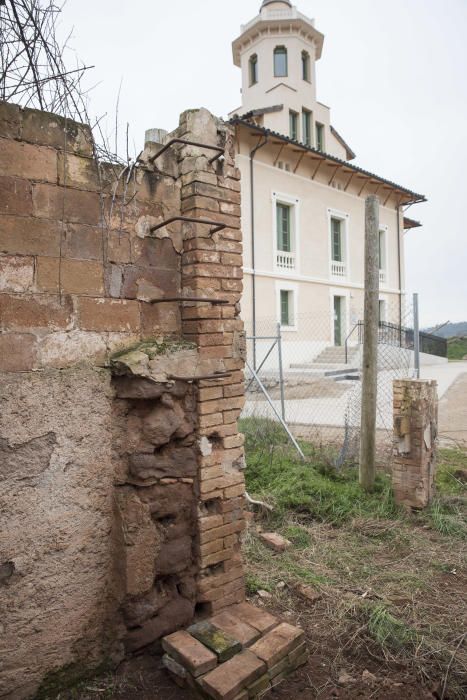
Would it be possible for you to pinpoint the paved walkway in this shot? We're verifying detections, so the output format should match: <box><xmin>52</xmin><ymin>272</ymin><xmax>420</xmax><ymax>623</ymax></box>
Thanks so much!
<box><xmin>420</xmin><ymin>360</ymin><xmax>467</xmax><ymax>397</ymax></box>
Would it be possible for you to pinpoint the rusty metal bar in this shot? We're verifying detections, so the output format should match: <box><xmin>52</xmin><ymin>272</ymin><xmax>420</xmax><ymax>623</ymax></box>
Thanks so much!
<box><xmin>149</xmin><ymin>296</ymin><xmax>229</xmax><ymax>306</ymax></box>
<box><xmin>149</xmin><ymin>216</ymin><xmax>227</xmax><ymax>236</ymax></box>
<box><xmin>167</xmin><ymin>372</ymin><xmax>232</xmax><ymax>382</ymax></box>
<box><xmin>148</xmin><ymin>138</ymin><xmax>224</xmax><ymax>165</ymax></box>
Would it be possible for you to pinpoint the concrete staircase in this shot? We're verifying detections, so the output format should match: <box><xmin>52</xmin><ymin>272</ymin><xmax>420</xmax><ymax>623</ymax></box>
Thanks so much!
<box><xmin>289</xmin><ymin>345</ymin><xmax>361</xmax><ymax>381</ymax></box>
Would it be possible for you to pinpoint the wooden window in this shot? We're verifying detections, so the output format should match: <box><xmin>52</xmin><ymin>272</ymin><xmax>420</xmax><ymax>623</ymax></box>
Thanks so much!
<box><xmin>315</xmin><ymin>122</ymin><xmax>324</xmax><ymax>152</ymax></box>
<box><xmin>331</xmin><ymin>218</ymin><xmax>342</xmax><ymax>261</ymax></box>
<box><xmin>280</xmin><ymin>290</ymin><xmax>291</xmax><ymax>326</ymax></box>
<box><xmin>274</xmin><ymin>46</ymin><xmax>288</xmax><ymax>77</ymax></box>
<box><xmin>302</xmin><ymin>51</ymin><xmax>310</xmax><ymax>81</ymax></box>
<box><xmin>277</xmin><ymin>203</ymin><xmax>291</xmax><ymax>252</ymax></box>
<box><xmin>302</xmin><ymin>109</ymin><xmax>312</xmax><ymax>146</ymax></box>
<box><xmin>249</xmin><ymin>54</ymin><xmax>258</xmax><ymax>85</ymax></box>
<box><xmin>289</xmin><ymin>111</ymin><xmax>298</xmax><ymax>141</ymax></box>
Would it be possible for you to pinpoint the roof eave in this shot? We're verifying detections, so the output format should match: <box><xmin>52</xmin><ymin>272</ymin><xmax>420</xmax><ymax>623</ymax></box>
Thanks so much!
<box><xmin>230</xmin><ymin>118</ymin><xmax>426</xmax><ymax>205</ymax></box>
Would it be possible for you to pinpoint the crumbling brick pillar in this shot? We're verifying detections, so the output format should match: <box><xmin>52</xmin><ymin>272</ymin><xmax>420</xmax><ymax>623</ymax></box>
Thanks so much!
<box><xmin>176</xmin><ymin>109</ymin><xmax>247</xmax><ymax>614</ymax></box>
<box><xmin>392</xmin><ymin>379</ymin><xmax>438</xmax><ymax>509</ymax></box>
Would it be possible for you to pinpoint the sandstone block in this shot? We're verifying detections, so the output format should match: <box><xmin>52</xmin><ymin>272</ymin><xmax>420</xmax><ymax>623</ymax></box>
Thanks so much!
<box><xmin>156</xmin><ymin>536</ymin><xmax>193</xmax><ymax>576</ymax></box>
<box><xmin>0</xmin><ymin>214</ymin><xmax>61</xmax><ymax>256</ymax></box>
<box><xmin>0</xmin><ymin>255</ymin><xmax>34</xmax><ymax>293</ymax></box>
<box><xmin>0</xmin><ymin>293</ymin><xmax>73</xmax><ymax>331</ymax></box>
<box><xmin>139</xmin><ymin>482</ymin><xmax>194</xmax><ymax>520</ymax></box>
<box><xmin>0</xmin><ymin>138</ymin><xmax>57</xmax><ymax>183</ymax></box>
<box><xmin>188</xmin><ymin>620</ymin><xmax>241</xmax><ymax>663</ymax></box>
<box><xmin>58</xmin><ymin>152</ymin><xmax>100</xmax><ymax>191</ymax></box>
<box><xmin>62</xmin><ymin>223</ymin><xmax>103</xmax><ymax>260</ymax></box>
<box><xmin>162</xmin><ymin>630</ymin><xmax>217</xmax><ymax>677</ymax></box>
<box><xmin>32</xmin><ymin>184</ymin><xmax>100</xmax><ymax>225</ymax></box>
<box><xmin>21</xmin><ymin>108</ymin><xmax>94</xmax><ymax>155</ymax></box>
<box><xmin>0</xmin><ymin>101</ymin><xmax>21</xmax><ymax>139</ymax></box>
<box><xmin>129</xmin><ymin>446</ymin><xmax>197</xmax><ymax>481</ymax></box>
<box><xmin>125</xmin><ymin>598</ymin><xmax>194</xmax><ymax>652</ymax></box>
<box><xmin>259</xmin><ymin>533</ymin><xmax>292</xmax><ymax>553</ymax></box>
<box><xmin>0</xmin><ymin>176</ymin><xmax>32</xmax><ymax>216</ymax></box>
<box><xmin>296</xmin><ymin>584</ymin><xmax>322</xmax><ymax>605</ymax></box>
<box><xmin>201</xmin><ymin>650</ymin><xmax>266</xmax><ymax>700</ymax></box>
<box><xmin>77</xmin><ymin>297</ymin><xmax>140</xmax><ymax>332</ymax></box>
<box><xmin>249</xmin><ymin>623</ymin><xmax>305</xmax><ymax>669</ymax></box>
<box><xmin>231</xmin><ymin>603</ymin><xmax>278</xmax><ymax>635</ymax></box>
<box><xmin>0</xmin><ymin>332</ymin><xmax>37</xmax><ymax>371</ymax></box>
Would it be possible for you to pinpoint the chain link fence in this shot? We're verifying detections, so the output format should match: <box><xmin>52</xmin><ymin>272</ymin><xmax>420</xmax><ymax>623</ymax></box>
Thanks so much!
<box><xmin>241</xmin><ymin>297</ymin><xmax>418</xmax><ymax>469</ymax></box>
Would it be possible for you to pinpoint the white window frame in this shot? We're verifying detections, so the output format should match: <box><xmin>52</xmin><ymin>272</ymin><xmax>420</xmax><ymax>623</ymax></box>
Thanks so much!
<box><xmin>378</xmin><ymin>225</ymin><xmax>389</xmax><ymax>287</ymax></box>
<box><xmin>276</xmin><ymin>280</ymin><xmax>298</xmax><ymax>332</ymax></box>
<box><xmin>272</xmin><ymin>191</ymin><xmax>300</xmax><ymax>274</ymax></box>
<box><xmin>378</xmin><ymin>296</ymin><xmax>388</xmax><ymax>323</ymax></box>
<box><xmin>327</xmin><ymin>207</ymin><xmax>350</xmax><ymax>280</ymax></box>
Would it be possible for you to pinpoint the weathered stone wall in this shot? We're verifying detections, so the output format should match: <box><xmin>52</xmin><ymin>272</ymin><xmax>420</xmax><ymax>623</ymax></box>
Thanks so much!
<box><xmin>0</xmin><ymin>103</ymin><xmax>247</xmax><ymax>698</ymax></box>
<box><xmin>392</xmin><ymin>379</ymin><xmax>438</xmax><ymax>509</ymax></box>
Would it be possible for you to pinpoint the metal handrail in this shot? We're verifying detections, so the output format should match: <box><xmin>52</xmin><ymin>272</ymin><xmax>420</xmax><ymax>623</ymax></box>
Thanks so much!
<box><xmin>344</xmin><ymin>322</ymin><xmax>362</xmax><ymax>364</ymax></box>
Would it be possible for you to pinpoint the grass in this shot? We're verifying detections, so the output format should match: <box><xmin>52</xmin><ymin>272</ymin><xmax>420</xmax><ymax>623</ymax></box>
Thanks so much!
<box><xmin>242</xmin><ymin>420</ymin><xmax>467</xmax><ymax>698</ymax></box>
<box><xmin>447</xmin><ymin>336</ymin><xmax>467</xmax><ymax>361</ymax></box>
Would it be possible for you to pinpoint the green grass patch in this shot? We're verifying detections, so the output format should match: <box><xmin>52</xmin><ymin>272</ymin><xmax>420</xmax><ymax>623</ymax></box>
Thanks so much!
<box><xmin>365</xmin><ymin>603</ymin><xmax>417</xmax><ymax>652</ymax></box>
<box><xmin>447</xmin><ymin>336</ymin><xmax>467</xmax><ymax>361</ymax></box>
<box><xmin>436</xmin><ymin>448</ymin><xmax>467</xmax><ymax>495</ymax></box>
<box><xmin>282</xmin><ymin>525</ymin><xmax>312</xmax><ymax>549</ymax></box>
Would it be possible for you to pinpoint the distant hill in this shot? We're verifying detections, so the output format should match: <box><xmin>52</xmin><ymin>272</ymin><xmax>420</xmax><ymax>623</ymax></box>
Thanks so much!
<box><xmin>425</xmin><ymin>322</ymin><xmax>467</xmax><ymax>339</ymax></box>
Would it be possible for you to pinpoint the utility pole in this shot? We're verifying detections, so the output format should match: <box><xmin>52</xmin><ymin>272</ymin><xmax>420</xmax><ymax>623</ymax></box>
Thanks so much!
<box><xmin>413</xmin><ymin>293</ymin><xmax>421</xmax><ymax>379</ymax></box>
<box><xmin>360</xmin><ymin>195</ymin><xmax>380</xmax><ymax>491</ymax></box>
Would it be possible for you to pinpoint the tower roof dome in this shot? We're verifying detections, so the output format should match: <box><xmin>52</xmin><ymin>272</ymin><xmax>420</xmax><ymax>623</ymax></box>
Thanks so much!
<box><xmin>261</xmin><ymin>0</ymin><xmax>292</xmax><ymax>8</ymax></box>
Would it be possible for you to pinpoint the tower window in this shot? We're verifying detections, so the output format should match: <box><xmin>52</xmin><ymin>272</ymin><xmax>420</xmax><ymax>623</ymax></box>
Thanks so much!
<box><xmin>289</xmin><ymin>111</ymin><xmax>299</xmax><ymax>141</ymax></box>
<box><xmin>274</xmin><ymin>46</ymin><xmax>288</xmax><ymax>77</ymax></box>
<box><xmin>315</xmin><ymin>122</ymin><xmax>324</xmax><ymax>152</ymax></box>
<box><xmin>302</xmin><ymin>51</ymin><xmax>310</xmax><ymax>81</ymax></box>
<box><xmin>249</xmin><ymin>54</ymin><xmax>258</xmax><ymax>85</ymax></box>
<box><xmin>302</xmin><ymin>109</ymin><xmax>312</xmax><ymax>146</ymax></box>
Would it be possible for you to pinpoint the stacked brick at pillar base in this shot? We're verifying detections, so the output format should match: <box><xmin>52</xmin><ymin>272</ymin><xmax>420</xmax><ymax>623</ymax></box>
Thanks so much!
<box><xmin>392</xmin><ymin>379</ymin><xmax>438</xmax><ymax>509</ymax></box>
<box><xmin>176</xmin><ymin>109</ymin><xmax>247</xmax><ymax>614</ymax></box>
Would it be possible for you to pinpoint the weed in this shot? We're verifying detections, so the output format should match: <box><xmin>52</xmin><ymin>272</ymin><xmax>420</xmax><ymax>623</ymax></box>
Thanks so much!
<box><xmin>282</xmin><ymin>525</ymin><xmax>312</xmax><ymax>549</ymax></box>
<box><xmin>365</xmin><ymin>603</ymin><xmax>417</xmax><ymax>652</ymax></box>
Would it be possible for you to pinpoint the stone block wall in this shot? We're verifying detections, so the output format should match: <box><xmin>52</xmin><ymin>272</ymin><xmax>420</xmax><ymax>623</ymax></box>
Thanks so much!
<box><xmin>392</xmin><ymin>379</ymin><xmax>438</xmax><ymax>509</ymax></box>
<box><xmin>0</xmin><ymin>103</ymin><xmax>247</xmax><ymax>698</ymax></box>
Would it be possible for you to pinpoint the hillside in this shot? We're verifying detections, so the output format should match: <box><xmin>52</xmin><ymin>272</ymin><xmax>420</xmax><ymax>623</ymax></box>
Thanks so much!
<box><xmin>447</xmin><ymin>336</ymin><xmax>467</xmax><ymax>360</ymax></box>
<box><xmin>426</xmin><ymin>322</ymin><xmax>467</xmax><ymax>338</ymax></box>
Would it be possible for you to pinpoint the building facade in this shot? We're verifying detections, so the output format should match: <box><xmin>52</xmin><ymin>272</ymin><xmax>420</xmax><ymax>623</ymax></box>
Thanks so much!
<box><xmin>229</xmin><ymin>0</ymin><xmax>425</xmax><ymax>365</ymax></box>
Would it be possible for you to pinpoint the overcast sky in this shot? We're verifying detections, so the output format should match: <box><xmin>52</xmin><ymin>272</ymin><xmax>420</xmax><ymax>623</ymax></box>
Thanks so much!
<box><xmin>62</xmin><ymin>0</ymin><xmax>467</xmax><ymax>326</ymax></box>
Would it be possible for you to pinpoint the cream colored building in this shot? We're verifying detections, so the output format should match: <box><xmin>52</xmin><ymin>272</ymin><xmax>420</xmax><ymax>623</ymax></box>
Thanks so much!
<box><xmin>229</xmin><ymin>0</ymin><xmax>425</xmax><ymax>365</ymax></box>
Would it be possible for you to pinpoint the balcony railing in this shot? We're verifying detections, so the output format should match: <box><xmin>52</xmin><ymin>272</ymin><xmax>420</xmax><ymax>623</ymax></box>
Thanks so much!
<box><xmin>276</xmin><ymin>250</ymin><xmax>296</xmax><ymax>271</ymax></box>
<box><xmin>241</xmin><ymin>7</ymin><xmax>314</xmax><ymax>33</ymax></box>
<box><xmin>331</xmin><ymin>260</ymin><xmax>346</xmax><ymax>278</ymax></box>
<box><xmin>379</xmin><ymin>270</ymin><xmax>386</xmax><ymax>285</ymax></box>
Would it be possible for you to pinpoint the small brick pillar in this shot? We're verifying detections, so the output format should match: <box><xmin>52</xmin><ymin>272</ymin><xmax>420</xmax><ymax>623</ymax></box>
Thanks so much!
<box><xmin>392</xmin><ymin>379</ymin><xmax>438</xmax><ymax>509</ymax></box>
<box><xmin>176</xmin><ymin>109</ymin><xmax>247</xmax><ymax>614</ymax></box>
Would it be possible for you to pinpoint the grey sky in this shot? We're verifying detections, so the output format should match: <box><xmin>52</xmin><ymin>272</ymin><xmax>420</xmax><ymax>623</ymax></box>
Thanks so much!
<box><xmin>63</xmin><ymin>0</ymin><xmax>467</xmax><ymax>326</ymax></box>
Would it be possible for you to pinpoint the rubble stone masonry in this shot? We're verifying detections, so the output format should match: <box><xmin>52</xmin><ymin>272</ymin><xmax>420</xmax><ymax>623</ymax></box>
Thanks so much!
<box><xmin>0</xmin><ymin>101</ymin><xmax>247</xmax><ymax>698</ymax></box>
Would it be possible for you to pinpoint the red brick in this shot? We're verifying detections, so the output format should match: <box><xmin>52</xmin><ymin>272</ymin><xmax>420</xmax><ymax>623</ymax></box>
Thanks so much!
<box><xmin>223</xmin><ymin>383</ymin><xmax>244</xmax><ymax>399</ymax></box>
<box><xmin>32</xmin><ymin>184</ymin><xmax>100</xmax><ymax>225</ymax></box>
<box><xmin>199</xmin><ymin>514</ymin><xmax>224</xmax><ymax>532</ymax></box>
<box><xmin>201</xmin><ymin>651</ymin><xmax>266</xmax><ymax>700</ymax></box>
<box><xmin>0</xmin><ymin>214</ymin><xmax>61</xmax><ymax>256</ymax></box>
<box><xmin>77</xmin><ymin>297</ymin><xmax>140</xmax><ymax>332</ymax></box>
<box><xmin>200</xmin><ymin>521</ymin><xmax>245</xmax><ymax>545</ymax></box>
<box><xmin>210</xmin><ymin>611</ymin><xmax>260</xmax><ymax>647</ymax></box>
<box><xmin>249</xmin><ymin>624</ymin><xmax>305</xmax><ymax>669</ymax></box>
<box><xmin>231</xmin><ymin>603</ymin><xmax>278</xmax><ymax>635</ymax></box>
<box><xmin>0</xmin><ymin>176</ymin><xmax>32</xmax><ymax>216</ymax></box>
<box><xmin>259</xmin><ymin>533</ymin><xmax>292</xmax><ymax>553</ymax></box>
<box><xmin>0</xmin><ymin>293</ymin><xmax>73</xmax><ymax>331</ymax></box>
<box><xmin>0</xmin><ymin>332</ymin><xmax>37</xmax><ymax>371</ymax></box>
<box><xmin>161</xmin><ymin>630</ymin><xmax>217</xmax><ymax>677</ymax></box>
<box><xmin>0</xmin><ymin>138</ymin><xmax>57</xmax><ymax>183</ymax></box>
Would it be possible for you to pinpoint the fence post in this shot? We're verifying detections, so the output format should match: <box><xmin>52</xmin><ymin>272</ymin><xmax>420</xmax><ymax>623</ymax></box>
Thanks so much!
<box><xmin>413</xmin><ymin>293</ymin><xmax>421</xmax><ymax>379</ymax></box>
<box><xmin>277</xmin><ymin>322</ymin><xmax>286</xmax><ymax>421</ymax></box>
<box><xmin>359</xmin><ymin>195</ymin><xmax>380</xmax><ymax>491</ymax></box>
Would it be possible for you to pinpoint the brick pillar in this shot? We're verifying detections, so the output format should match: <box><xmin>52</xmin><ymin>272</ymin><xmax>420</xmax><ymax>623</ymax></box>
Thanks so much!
<box><xmin>176</xmin><ymin>109</ymin><xmax>247</xmax><ymax>614</ymax></box>
<box><xmin>392</xmin><ymin>379</ymin><xmax>438</xmax><ymax>509</ymax></box>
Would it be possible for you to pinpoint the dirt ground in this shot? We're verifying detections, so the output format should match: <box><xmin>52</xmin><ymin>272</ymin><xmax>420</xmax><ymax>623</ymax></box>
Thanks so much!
<box><xmin>439</xmin><ymin>372</ymin><xmax>467</xmax><ymax>447</ymax></box>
